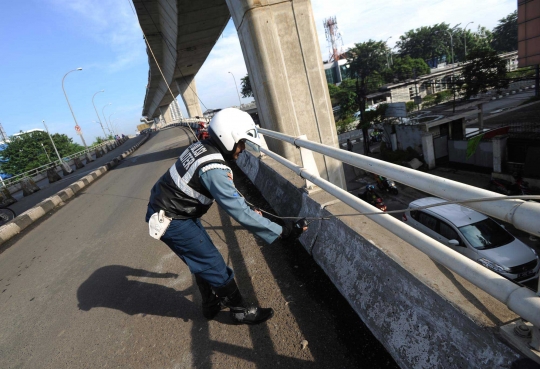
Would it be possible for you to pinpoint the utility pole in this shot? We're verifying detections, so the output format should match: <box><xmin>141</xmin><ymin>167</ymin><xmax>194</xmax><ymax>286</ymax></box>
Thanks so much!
<box><xmin>445</xmin><ymin>30</ymin><xmax>456</xmax><ymax>114</ymax></box>
<box><xmin>41</xmin><ymin>143</ymin><xmax>51</xmax><ymax>162</ymax></box>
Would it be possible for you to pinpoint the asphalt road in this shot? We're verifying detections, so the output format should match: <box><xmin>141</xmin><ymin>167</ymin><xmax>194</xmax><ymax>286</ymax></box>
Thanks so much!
<box><xmin>0</xmin><ymin>127</ymin><xmax>397</xmax><ymax>368</ymax></box>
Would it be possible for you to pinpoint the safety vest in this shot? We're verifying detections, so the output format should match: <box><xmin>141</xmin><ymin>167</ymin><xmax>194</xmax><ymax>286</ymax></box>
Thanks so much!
<box><xmin>148</xmin><ymin>140</ymin><xmax>229</xmax><ymax>219</ymax></box>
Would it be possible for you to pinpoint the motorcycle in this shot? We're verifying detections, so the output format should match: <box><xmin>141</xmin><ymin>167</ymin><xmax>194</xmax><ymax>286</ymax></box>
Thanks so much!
<box><xmin>359</xmin><ymin>189</ymin><xmax>387</xmax><ymax>212</ymax></box>
<box><xmin>374</xmin><ymin>175</ymin><xmax>399</xmax><ymax>195</ymax></box>
<box><xmin>489</xmin><ymin>174</ymin><xmax>530</xmax><ymax>196</ymax></box>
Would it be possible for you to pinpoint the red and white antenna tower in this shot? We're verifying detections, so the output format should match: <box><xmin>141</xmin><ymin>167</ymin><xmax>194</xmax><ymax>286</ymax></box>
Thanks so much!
<box><xmin>324</xmin><ymin>16</ymin><xmax>343</xmax><ymax>62</ymax></box>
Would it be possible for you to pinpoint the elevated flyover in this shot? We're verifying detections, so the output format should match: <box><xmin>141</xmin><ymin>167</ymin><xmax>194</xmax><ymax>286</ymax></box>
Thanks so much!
<box><xmin>133</xmin><ymin>0</ymin><xmax>230</xmax><ymax>120</ymax></box>
<box><xmin>133</xmin><ymin>0</ymin><xmax>345</xmax><ymax>188</ymax></box>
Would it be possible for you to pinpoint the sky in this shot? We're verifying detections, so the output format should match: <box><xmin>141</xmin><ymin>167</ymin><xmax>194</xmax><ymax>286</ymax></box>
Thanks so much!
<box><xmin>0</xmin><ymin>0</ymin><xmax>516</xmax><ymax>146</ymax></box>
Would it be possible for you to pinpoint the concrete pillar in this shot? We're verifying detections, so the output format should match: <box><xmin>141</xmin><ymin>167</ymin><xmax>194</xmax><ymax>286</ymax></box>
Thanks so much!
<box><xmin>95</xmin><ymin>148</ymin><xmax>103</xmax><ymax>158</ymax></box>
<box><xmin>21</xmin><ymin>177</ymin><xmax>40</xmax><ymax>196</ymax></box>
<box><xmin>422</xmin><ymin>133</ymin><xmax>436</xmax><ymax>169</ymax></box>
<box><xmin>176</xmin><ymin>76</ymin><xmax>203</xmax><ymax>118</ymax></box>
<box><xmin>390</xmin><ymin>134</ymin><xmax>398</xmax><ymax>151</ymax></box>
<box><xmin>74</xmin><ymin>157</ymin><xmax>85</xmax><ymax>169</ymax></box>
<box><xmin>226</xmin><ymin>0</ymin><xmax>345</xmax><ymax>188</ymax></box>
<box><xmin>85</xmin><ymin>152</ymin><xmax>94</xmax><ymax>163</ymax></box>
<box><xmin>492</xmin><ymin>135</ymin><xmax>508</xmax><ymax>173</ymax></box>
<box><xmin>47</xmin><ymin>167</ymin><xmax>62</xmax><ymax>183</ymax></box>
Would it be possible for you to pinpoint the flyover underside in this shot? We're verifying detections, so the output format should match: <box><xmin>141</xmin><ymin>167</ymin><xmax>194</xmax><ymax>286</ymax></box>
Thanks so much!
<box><xmin>133</xmin><ymin>0</ymin><xmax>229</xmax><ymax>119</ymax></box>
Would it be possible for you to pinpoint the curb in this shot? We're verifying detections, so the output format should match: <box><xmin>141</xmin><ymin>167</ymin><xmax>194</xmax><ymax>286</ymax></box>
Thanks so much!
<box><xmin>0</xmin><ymin>135</ymin><xmax>151</xmax><ymax>246</ymax></box>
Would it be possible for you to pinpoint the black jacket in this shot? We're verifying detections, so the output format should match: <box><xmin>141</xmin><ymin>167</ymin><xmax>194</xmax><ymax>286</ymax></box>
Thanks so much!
<box><xmin>148</xmin><ymin>140</ymin><xmax>229</xmax><ymax>219</ymax></box>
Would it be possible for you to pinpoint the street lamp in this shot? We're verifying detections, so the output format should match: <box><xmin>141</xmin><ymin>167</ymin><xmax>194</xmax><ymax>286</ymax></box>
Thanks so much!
<box><xmin>463</xmin><ymin>21</ymin><xmax>474</xmax><ymax>58</ymax></box>
<box><xmin>109</xmin><ymin>112</ymin><xmax>116</xmax><ymax>135</ymax></box>
<box><xmin>102</xmin><ymin>103</ymin><xmax>112</xmax><ymax>136</ymax></box>
<box><xmin>61</xmin><ymin>68</ymin><xmax>88</xmax><ymax>148</ymax></box>
<box><xmin>42</xmin><ymin>120</ymin><xmax>63</xmax><ymax>163</ymax></box>
<box><xmin>445</xmin><ymin>30</ymin><xmax>456</xmax><ymax>113</ymax></box>
<box><xmin>92</xmin><ymin>90</ymin><xmax>107</xmax><ymax>138</ymax></box>
<box><xmin>228</xmin><ymin>71</ymin><xmax>242</xmax><ymax>108</ymax></box>
<box><xmin>384</xmin><ymin>36</ymin><xmax>392</xmax><ymax>68</ymax></box>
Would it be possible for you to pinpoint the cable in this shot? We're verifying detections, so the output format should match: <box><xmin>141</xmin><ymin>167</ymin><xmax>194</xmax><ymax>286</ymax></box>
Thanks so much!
<box><xmin>237</xmin><ymin>191</ymin><xmax>540</xmax><ymax>222</ymax></box>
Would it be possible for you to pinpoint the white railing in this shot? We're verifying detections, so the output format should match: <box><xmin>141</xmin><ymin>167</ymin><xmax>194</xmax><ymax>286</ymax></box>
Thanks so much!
<box><xmin>257</xmin><ymin>128</ymin><xmax>540</xmax><ymax>332</ymax></box>
<box><xmin>1</xmin><ymin>140</ymin><xmax>117</xmax><ymax>189</ymax></box>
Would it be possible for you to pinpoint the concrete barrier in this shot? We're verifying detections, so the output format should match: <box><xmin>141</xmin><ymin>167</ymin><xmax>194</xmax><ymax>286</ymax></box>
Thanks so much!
<box><xmin>95</xmin><ymin>148</ymin><xmax>103</xmax><ymax>158</ymax></box>
<box><xmin>0</xmin><ymin>187</ymin><xmax>17</xmax><ymax>206</ymax></box>
<box><xmin>102</xmin><ymin>145</ymin><xmax>108</xmax><ymax>154</ymax></box>
<box><xmin>236</xmin><ymin>150</ymin><xmax>530</xmax><ymax>368</ymax></box>
<box><xmin>21</xmin><ymin>177</ymin><xmax>40</xmax><ymax>196</ymax></box>
<box><xmin>0</xmin><ymin>135</ymin><xmax>150</xmax><ymax>246</ymax></box>
<box><xmin>46</xmin><ymin>167</ymin><xmax>62</xmax><ymax>183</ymax></box>
<box><xmin>61</xmin><ymin>162</ymin><xmax>73</xmax><ymax>176</ymax></box>
<box><xmin>85</xmin><ymin>152</ymin><xmax>95</xmax><ymax>163</ymax></box>
<box><xmin>74</xmin><ymin>157</ymin><xmax>85</xmax><ymax>169</ymax></box>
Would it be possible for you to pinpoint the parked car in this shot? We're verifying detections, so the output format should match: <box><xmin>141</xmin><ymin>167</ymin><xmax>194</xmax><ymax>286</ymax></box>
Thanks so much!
<box><xmin>402</xmin><ymin>197</ymin><xmax>539</xmax><ymax>283</ymax></box>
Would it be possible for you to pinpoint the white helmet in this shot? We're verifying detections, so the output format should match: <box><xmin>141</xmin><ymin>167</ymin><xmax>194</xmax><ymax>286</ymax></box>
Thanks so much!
<box><xmin>208</xmin><ymin>108</ymin><xmax>261</xmax><ymax>155</ymax></box>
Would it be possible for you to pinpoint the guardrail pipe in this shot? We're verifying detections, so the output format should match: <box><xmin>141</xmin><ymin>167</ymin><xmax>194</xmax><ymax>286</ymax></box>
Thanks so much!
<box><xmin>258</xmin><ymin>147</ymin><xmax>540</xmax><ymax>328</ymax></box>
<box><xmin>258</xmin><ymin>128</ymin><xmax>540</xmax><ymax>237</ymax></box>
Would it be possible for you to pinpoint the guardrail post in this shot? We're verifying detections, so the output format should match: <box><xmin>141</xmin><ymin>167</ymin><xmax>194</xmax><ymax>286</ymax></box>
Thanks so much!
<box><xmin>296</xmin><ymin>134</ymin><xmax>319</xmax><ymax>193</ymax></box>
<box><xmin>258</xmin><ymin>130</ymin><xmax>269</xmax><ymax>159</ymax></box>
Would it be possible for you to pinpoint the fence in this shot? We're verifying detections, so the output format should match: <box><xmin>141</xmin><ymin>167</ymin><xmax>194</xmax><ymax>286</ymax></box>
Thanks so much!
<box><xmin>257</xmin><ymin>127</ymin><xmax>540</xmax><ymax>336</ymax></box>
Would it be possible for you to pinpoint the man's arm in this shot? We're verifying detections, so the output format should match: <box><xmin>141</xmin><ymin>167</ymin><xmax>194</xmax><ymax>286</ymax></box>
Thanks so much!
<box><xmin>200</xmin><ymin>167</ymin><xmax>283</xmax><ymax>244</ymax></box>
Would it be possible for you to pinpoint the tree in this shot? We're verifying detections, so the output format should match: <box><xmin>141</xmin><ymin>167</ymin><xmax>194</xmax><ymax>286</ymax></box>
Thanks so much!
<box><xmin>396</xmin><ymin>23</ymin><xmax>453</xmax><ymax>64</ymax></box>
<box><xmin>491</xmin><ymin>11</ymin><xmax>517</xmax><ymax>53</ymax></box>
<box><xmin>240</xmin><ymin>74</ymin><xmax>253</xmax><ymax>98</ymax></box>
<box><xmin>457</xmin><ymin>49</ymin><xmax>510</xmax><ymax>100</ymax></box>
<box><xmin>0</xmin><ymin>131</ymin><xmax>84</xmax><ymax>175</ymax></box>
<box><xmin>391</xmin><ymin>56</ymin><xmax>431</xmax><ymax>81</ymax></box>
<box><xmin>348</xmin><ymin>40</ymin><xmax>388</xmax><ymax>154</ymax></box>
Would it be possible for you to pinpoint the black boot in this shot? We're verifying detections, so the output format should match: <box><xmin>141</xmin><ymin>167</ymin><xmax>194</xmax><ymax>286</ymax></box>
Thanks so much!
<box><xmin>214</xmin><ymin>279</ymin><xmax>274</xmax><ymax>325</ymax></box>
<box><xmin>195</xmin><ymin>275</ymin><xmax>223</xmax><ymax>319</ymax></box>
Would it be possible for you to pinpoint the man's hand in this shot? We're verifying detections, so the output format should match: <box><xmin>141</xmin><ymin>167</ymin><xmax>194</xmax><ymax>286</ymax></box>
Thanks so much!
<box><xmin>281</xmin><ymin>218</ymin><xmax>308</xmax><ymax>240</ymax></box>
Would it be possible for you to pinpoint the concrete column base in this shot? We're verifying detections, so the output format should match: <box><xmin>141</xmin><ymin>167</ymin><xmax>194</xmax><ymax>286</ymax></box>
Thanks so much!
<box><xmin>0</xmin><ymin>187</ymin><xmax>17</xmax><ymax>206</ymax></box>
<box><xmin>492</xmin><ymin>135</ymin><xmax>508</xmax><ymax>173</ymax></box>
<box><xmin>21</xmin><ymin>177</ymin><xmax>40</xmax><ymax>196</ymax></box>
<box><xmin>47</xmin><ymin>167</ymin><xmax>62</xmax><ymax>183</ymax></box>
<box><xmin>61</xmin><ymin>162</ymin><xmax>73</xmax><ymax>176</ymax></box>
<box><xmin>73</xmin><ymin>157</ymin><xmax>85</xmax><ymax>169</ymax></box>
<box><xmin>102</xmin><ymin>145</ymin><xmax>108</xmax><ymax>154</ymax></box>
<box><xmin>95</xmin><ymin>149</ymin><xmax>103</xmax><ymax>159</ymax></box>
<box><xmin>85</xmin><ymin>153</ymin><xmax>94</xmax><ymax>163</ymax></box>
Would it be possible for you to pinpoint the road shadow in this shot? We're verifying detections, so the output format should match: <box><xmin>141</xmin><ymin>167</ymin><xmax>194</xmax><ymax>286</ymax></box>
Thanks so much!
<box><xmin>77</xmin><ymin>265</ymin><xmax>198</xmax><ymax>321</ymax></box>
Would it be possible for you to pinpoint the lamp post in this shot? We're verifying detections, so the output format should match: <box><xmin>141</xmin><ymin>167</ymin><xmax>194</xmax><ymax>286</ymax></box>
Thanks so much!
<box><xmin>109</xmin><ymin>113</ymin><xmax>116</xmax><ymax>135</ymax></box>
<box><xmin>384</xmin><ymin>36</ymin><xmax>392</xmax><ymax>68</ymax></box>
<box><xmin>92</xmin><ymin>90</ymin><xmax>107</xmax><ymax>138</ymax></box>
<box><xmin>102</xmin><ymin>103</ymin><xmax>112</xmax><ymax>136</ymax></box>
<box><xmin>228</xmin><ymin>71</ymin><xmax>242</xmax><ymax>108</ymax></box>
<box><xmin>42</xmin><ymin>120</ymin><xmax>63</xmax><ymax>163</ymax></box>
<box><xmin>463</xmin><ymin>21</ymin><xmax>474</xmax><ymax>59</ymax></box>
<box><xmin>62</xmin><ymin>68</ymin><xmax>88</xmax><ymax>148</ymax></box>
<box><xmin>41</xmin><ymin>143</ymin><xmax>51</xmax><ymax>163</ymax></box>
<box><xmin>445</xmin><ymin>30</ymin><xmax>456</xmax><ymax>113</ymax></box>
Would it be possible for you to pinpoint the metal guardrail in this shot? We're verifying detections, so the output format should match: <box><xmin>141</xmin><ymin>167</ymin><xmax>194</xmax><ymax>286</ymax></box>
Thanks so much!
<box><xmin>257</xmin><ymin>128</ymin><xmax>540</xmax><ymax>332</ymax></box>
<box><xmin>1</xmin><ymin>140</ymin><xmax>117</xmax><ymax>189</ymax></box>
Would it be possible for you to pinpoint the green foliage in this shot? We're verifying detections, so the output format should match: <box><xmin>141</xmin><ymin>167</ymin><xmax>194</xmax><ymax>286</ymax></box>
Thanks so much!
<box><xmin>506</xmin><ymin>66</ymin><xmax>536</xmax><ymax>79</ymax></box>
<box><xmin>457</xmin><ymin>49</ymin><xmax>510</xmax><ymax>100</ymax></box>
<box><xmin>421</xmin><ymin>90</ymin><xmax>453</xmax><ymax>108</ymax></box>
<box><xmin>391</xmin><ymin>56</ymin><xmax>431</xmax><ymax>80</ymax></box>
<box><xmin>335</xmin><ymin>116</ymin><xmax>356</xmax><ymax>134</ymax></box>
<box><xmin>396</xmin><ymin>23</ymin><xmax>454</xmax><ymax>63</ymax></box>
<box><xmin>240</xmin><ymin>74</ymin><xmax>253</xmax><ymax>98</ymax></box>
<box><xmin>491</xmin><ymin>11</ymin><xmax>517</xmax><ymax>53</ymax></box>
<box><xmin>332</xmin><ymin>79</ymin><xmax>358</xmax><ymax>118</ymax></box>
<box><xmin>405</xmin><ymin>101</ymin><xmax>416</xmax><ymax>112</ymax></box>
<box><xmin>1</xmin><ymin>131</ymin><xmax>84</xmax><ymax>175</ymax></box>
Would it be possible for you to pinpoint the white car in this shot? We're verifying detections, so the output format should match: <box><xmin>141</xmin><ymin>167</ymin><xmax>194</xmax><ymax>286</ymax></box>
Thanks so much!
<box><xmin>402</xmin><ymin>197</ymin><xmax>539</xmax><ymax>283</ymax></box>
